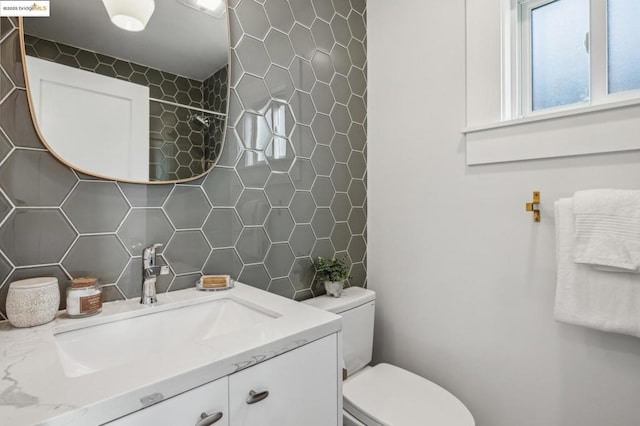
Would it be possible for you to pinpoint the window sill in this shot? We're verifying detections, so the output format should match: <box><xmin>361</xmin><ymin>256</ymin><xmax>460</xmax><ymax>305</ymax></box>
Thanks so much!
<box><xmin>462</xmin><ymin>98</ymin><xmax>640</xmax><ymax>165</ymax></box>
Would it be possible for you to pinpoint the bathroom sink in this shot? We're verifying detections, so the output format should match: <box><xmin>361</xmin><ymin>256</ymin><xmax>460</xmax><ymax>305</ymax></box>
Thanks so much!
<box><xmin>54</xmin><ymin>297</ymin><xmax>277</xmax><ymax>377</ymax></box>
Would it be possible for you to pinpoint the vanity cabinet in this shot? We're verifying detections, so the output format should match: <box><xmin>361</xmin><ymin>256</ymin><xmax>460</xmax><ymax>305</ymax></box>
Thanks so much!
<box><xmin>106</xmin><ymin>334</ymin><xmax>339</xmax><ymax>426</ymax></box>
<box><xmin>229</xmin><ymin>334</ymin><xmax>338</xmax><ymax>425</ymax></box>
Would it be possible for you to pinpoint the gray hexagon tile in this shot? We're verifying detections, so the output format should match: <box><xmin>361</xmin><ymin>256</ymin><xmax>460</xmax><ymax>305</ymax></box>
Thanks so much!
<box><xmin>289</xmin><ymin>90</ymin><xmax>316</xmax><ymax>125</ymax></box>
<box><xmin>348</xmin><ymin>151</ymin><xmax>366</xmax><ymax>179</ymax></box>
<box><xmin>289</xmin><ymin>57</ymin><xmax>315</xmax><ymax>93</ymax></box>
<box><xmin>203</xmin><ymin>167</ymin><xmax>243</xmax><ymax>207</ymax></box>
<box><xmin>236</xmin><ymin>36</ymin><xmax>271</xmax><ymax>77</ymax></box>
<box><xmin>289</xmin><ymin>257</ymin><xmax>314</xmax><ymax>291</ymax></box>
<box><xmin>290</xmin><ymin>191</ymin><xmax>316</xmax><ymax>223</ymax></box>
<box><xmin>164</xmin><ymin>230</ymin><xmax>211</xmax><ymax>274</ymax></box>
<box><xmin>0</xmin><ymin>209</ymin><xmax>76</xmax><ymax>266</ymax></box>
<box><xmin>330</xmin><ymin>222</ymin><xmax>350</xmax><ymax>252</ymax></box>
<box><xmin>264</xmin><ymin>243</ymin><xmax>295</xmax><ymax>278</ymax></box>
<box><xmin>290</xmin><ymin>125</ymin><xmax>316</xmax><ymax>158</ymax></box>
<box><xmin>236</xmin><ymin>227</ymin><xmax>270</xmax><ymax>264</ymax></box>
<box><xmin>263</xmin><ymin>0</ymin><xmax>295</xmax><ymax>33</ymax></box>
<box><xmin>62</xmin><ymin>182</ymin><xmax>130</xmax><ymax>233</ymax></box>
<box><xmin>237</xmin><ymin>150</ymin><xmax>271</xmax><ymax>187</ymax></box>
<box><xmin>290</xmin><ymin>224</ymin><xmax>315</xmax><ymax>257</ymax></box>
<box><xmin>348</xmin><ymin>122</ymin><xmax>366</xmax><ymax>151</ymax></box>
<box><xmin>164</xmin><ymin>186</ymin><xmax>211</xmax><ymax>229</ymax></box>
<box><xmin>237</xmin><ymin>111</ymin><xmax>272</xmax><ymax>150</ymax></box>
<box><xmin>236</xmin><ymin>189</ymin><xmax>270</xmax><ymax>225</ymax></box>
<box><xmin>311</xmin><ymin>208</ymin><xmax>335</xmax><ymax>239</ymax></box>
<box><xmin>0</xmin><ymin>91</ymin><xmax>41</xmax><ymax>149</ymax></box>
<box><xmin>331</xmin><ymin>192</ymin><xmax>351</xmax><ymax>222</ymax></box>
<box><xmin>117</xmin><ymin>209</ymin><xmax>174</xmax><ymax>256</ymax></box>
<box><xmin>311</xmin><ymin>145</ymin><xmax>335</xmax><ymax>176</ymax></box>
<box><xmin>330</xmin><ymin>44</ymin><xmax>351</xmax><ymax>76</ymax></box>
<box><xmin>204</xmin><ymin>248</ymin><xmax>243</xmax><ymax>279</ymax></box>
<box><xmin>311</xmin><ymin>113</ymin><xmax>335</xmax><ymax>146</ymax></box>
<box><xmin>311</xmin><ymin>19</ymin><xmax>335</xmax><ymax>53</ymax></box>
<box><xmin>268</xmin><ymin>276</ymin><xmax>295</xmax><ymax>298</ymax></box>
<box><xmin>265</xmin><ymin>137</ymin><xmax>295</xmax><ymax>172</ymax></box>
<box><xmin>330</xmin><ymin>103</ymin><xmax>351</xmax><ymax>133</ymax></box>
<box><xmin>265</xmin><ymin>65</ymin><xmax>295</xmax><ymax>101</ymax></box>
<box><xmin>311</xmin><ymin>176</ymin><xmax>335</xmax><ymax>207</ymax></box>
<box><xmin>348</xmin><ymin>207</ymin><xmax>366</xmax><ymax>235</ymax></box>
<box><xmin>236</xmin><ymin>1</ymin><xmax>270</xmax><ymax>40</ymax></box>
<box><xmin>311</xmin><ymin>81</ymin><xmax>335</xmax><ymax>115</ymax></box>
<box><xmin>348</xmin><ymin>179</ymin><xmax>366</xmax><ymax>207</ymax></box>
<box><xmin>349</xmin><ymin>262</ymin><xmax>366</xmax><ymax>287</ymax></box>
<box><xmin>290</xmin><ymin>158</ymin><xmax>316</xmax><ymax>190</ymax></box>
<box><xmin>264</xmin><ymin>208</ymin><xmax>295</xmax><ymax>242</ymax></box>
<box><xmin>331</xmin><ymin>133</ymin><xmax>350</xmax><ymax>163</ymax></box>
<box><xmin>265</xmin><ymin>30</ymin><xmax>296</xmax><ymax>69</ymax></box>
<box><xmin>348</xmin><ymin>235</ymin><xmax>366</xmax><ymax>263</ymax></box>
<box><xmin>311</xmin><ymin>238</ymin><xmax>335</xmax><ymax>260</ymax></box>
<box><xmin>170</xmin><ymin>273</ymin><xmax>201</xmax><ymax>292</ymax></box>
<box><xmin>264</xmin><ymin>173</ymin><xmax>295</xmax><ymax>207</ymax></box>
<box><xmin>62</xmin><ymin>235</ymin><xmax>129</xmax><ymax>283</ymax></box>
<box><xmin>203</xmin><ymin>208</ymin><xmax>243</xmax><ymax>248</ymax></box>
<box><xmin>236</xmin><ymin>74</ymin><xmax>270</xmax><ymax>113</ymax></box>
<box><xmin>331</xmin><ymin>163</ymin><xmax>351</xmax><ymax>192</ymax></box>
<box><xmin>290</xmin><ymin>24</ymin><xmax>316</xmax><ymax>61</ymax></box>
<box><xmin>239</xmin><ymin>263</ymin><xmax>270</xmax><ymax>290</ymax></box>
<box><xmin>0</xmin><ymin>150</ymin><xmax>77</xmax><ymax>206</ymax></box>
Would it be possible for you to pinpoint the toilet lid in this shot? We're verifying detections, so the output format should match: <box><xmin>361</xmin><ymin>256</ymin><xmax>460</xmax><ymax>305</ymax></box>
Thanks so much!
<box><xmin>343</xmin><ymin>363</ymin><xmax>475</xmax><ymax>426</ymax></box>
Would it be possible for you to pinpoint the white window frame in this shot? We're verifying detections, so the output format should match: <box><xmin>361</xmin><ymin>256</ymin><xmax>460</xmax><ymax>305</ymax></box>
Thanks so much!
<box><xmin>502</xmin><ymin>0</ymin><xmax>640</xmax><ymax>120</ymax></box>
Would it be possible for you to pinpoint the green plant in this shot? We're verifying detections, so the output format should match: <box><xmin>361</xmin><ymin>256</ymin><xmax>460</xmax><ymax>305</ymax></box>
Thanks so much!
<box><xmin>314</xmin><ymin>255</ymin><xmax>351</xmax><ymax>283</ymax></box>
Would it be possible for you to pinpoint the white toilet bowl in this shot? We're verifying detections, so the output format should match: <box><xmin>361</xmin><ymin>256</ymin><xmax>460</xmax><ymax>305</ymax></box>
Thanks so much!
<box><xmin>303</xmin><ymin>287</ymin><xmax>474</xmax><ymax>426</ymax></box>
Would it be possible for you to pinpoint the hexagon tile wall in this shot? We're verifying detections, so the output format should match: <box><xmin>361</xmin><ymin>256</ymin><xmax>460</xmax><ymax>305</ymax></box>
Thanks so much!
<box><xmin>0</xmin><ymin>0</ymin><xmax>367</xmax><ymax>318</ymax></box>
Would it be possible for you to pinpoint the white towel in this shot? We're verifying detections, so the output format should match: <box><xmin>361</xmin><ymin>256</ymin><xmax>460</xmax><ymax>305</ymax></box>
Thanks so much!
<box><xmin>573</xmin><ymin>189</ymin><xmax>640</xmax><ymax>271</ymax></box>
<box><xmin>555</xmin><ymin>198</ymin><xmax>640</xmax><ymax>337</ymax></box>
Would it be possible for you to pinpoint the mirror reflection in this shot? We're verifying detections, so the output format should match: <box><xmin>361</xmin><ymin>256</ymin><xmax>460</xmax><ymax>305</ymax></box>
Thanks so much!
<box><xmin>21</xmin><ymin>0</ymin><xmax>229</xmax><ymax>182</ymax></box>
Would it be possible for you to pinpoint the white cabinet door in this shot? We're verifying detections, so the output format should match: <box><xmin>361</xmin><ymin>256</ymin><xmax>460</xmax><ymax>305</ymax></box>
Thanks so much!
<box><xmin>106</xmin><ymin>377</ymin><xmax>228</xmax><ymax>426</ymax></box>
<box><xmin>228</xmin><ymin>334</ymin><xmax>339</xmax><ymax>426</ymax></box>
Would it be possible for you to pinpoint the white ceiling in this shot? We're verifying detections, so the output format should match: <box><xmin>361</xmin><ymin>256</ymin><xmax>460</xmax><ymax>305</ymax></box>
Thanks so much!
<box><xmin>24</xmin><ymin>0</ymin><xmax>229</xmax><ymax>81</ymax></box>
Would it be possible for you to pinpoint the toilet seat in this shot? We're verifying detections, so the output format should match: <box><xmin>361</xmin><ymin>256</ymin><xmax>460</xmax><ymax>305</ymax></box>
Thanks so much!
<box><xmin>343</xmin><ymin>363</ymin><xmax>475</xmax><ymax>426</ymax></box>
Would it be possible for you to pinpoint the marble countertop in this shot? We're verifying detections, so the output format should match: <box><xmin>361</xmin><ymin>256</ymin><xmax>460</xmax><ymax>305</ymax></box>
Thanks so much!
<box><xmin>0</xmin><ymin>283</ymin><xmax>341</xmax><ymax>426</ymax></box>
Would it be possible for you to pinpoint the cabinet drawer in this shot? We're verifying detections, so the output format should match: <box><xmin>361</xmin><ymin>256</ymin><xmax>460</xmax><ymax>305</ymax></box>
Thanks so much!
<box><xmin>106</xmin><ymin>376</ymin><xmax>229</xmax><ymax>426</ymax></box>
<box><xmin>229</xmin><ymin>334</ymin><xmax>339</xmax><ymax>426</ymax></box>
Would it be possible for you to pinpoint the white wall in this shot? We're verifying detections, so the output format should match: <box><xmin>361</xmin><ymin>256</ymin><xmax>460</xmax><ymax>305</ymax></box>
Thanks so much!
<box><xmin>367</xmin><ymin>2</ymin><xmax>640</xmax><ymax>426</ymax></box>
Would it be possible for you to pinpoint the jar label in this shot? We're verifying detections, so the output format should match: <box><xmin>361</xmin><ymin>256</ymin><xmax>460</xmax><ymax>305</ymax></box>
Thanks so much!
<box><xmin>79</xmin><ymin>293</ymin><xmax>102</xmax><ymax>314</ymax></box>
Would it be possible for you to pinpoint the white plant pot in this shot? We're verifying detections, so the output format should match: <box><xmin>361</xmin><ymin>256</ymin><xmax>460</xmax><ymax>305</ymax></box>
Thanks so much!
<box><xmin>324</xmin><ymin>280</ymin><xmax>344</xmax><ymax>298</ymax></box>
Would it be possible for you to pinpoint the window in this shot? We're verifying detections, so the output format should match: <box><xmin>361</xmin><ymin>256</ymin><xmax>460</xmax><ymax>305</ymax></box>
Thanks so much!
<box><xmin>505</xmin><ymin>0</ymin><xmax>640</xmax><ymax>118</ymax></box>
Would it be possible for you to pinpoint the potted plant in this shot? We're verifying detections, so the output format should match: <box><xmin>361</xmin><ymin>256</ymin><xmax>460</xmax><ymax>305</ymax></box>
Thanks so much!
<box><xmin>314</xmin><ymin>255</ymin><xmax>351</xmax><ymax>298</ymax></box>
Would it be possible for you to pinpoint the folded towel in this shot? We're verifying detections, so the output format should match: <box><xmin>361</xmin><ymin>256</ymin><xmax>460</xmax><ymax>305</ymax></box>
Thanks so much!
<box><xmin>573</xmin><ymin>189</ymin><xmax>640</xmax><ymax>271</ymax></box>
<box><xmin>555</xmin><ymin>198</ymin><xmax>640</xmax><ymax>337</ymax></box>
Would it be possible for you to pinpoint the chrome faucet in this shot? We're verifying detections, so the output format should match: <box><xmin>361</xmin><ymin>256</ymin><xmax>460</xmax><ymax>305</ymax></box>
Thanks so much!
<box><xmin>141</xmin><ymin>243</ymin><xmax>170</xmax><ymax>305</ymax></box>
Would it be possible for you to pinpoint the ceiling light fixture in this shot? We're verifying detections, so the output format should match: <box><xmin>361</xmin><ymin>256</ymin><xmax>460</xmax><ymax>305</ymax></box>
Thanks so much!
<box><xmin>102</xmin><ymin>0</ymin><xmax>156</xmax><ymax>32</ymax></box>
<box><xmin>177</xmin><ymin>0</ymin><xmax>225</xmax><ymax>18</ymax></box>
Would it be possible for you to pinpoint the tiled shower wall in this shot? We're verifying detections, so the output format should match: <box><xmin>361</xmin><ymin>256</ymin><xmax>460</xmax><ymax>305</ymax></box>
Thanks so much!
<box><xmin>0</xmin><ymin>0</ymin><xmax>367</xmax><ymax>318</ymax></box>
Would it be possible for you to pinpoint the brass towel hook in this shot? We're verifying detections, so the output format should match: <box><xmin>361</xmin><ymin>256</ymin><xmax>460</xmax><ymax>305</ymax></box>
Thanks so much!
<box><xmin>526</xmin><ymin>191</ymin><xmax>540</xmax><ymax>222</ymax></box>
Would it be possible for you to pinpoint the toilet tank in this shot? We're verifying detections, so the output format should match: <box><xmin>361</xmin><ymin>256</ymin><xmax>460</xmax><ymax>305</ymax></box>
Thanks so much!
<box><xmin>303</xmin><ymin>287</ymin><xmax>376</xmax><ymax>377</ymax></box>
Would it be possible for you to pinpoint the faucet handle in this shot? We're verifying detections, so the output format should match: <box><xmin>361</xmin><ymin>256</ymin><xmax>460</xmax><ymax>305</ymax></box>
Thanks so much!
<box><xmin>142</xmin><ymin>243</ymin><xmax>163</xmax><ymax>268</ymax></box>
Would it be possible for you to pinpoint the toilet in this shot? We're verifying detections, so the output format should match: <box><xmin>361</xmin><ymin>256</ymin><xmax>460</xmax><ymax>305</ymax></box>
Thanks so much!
<box><xmin>303</xmin><ymin>286</ymin><xmax>474</xmax><ymax>426</ymax></box>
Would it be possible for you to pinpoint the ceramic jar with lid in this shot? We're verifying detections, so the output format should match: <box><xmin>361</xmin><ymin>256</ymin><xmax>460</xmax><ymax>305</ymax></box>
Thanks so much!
<box><xmin>6</xmin><ymin>277</ymin><xmax>60</xmax><ymax>328</ymax></box>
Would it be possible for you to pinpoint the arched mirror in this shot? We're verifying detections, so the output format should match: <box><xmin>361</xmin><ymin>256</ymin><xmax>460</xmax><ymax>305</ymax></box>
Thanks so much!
<box><xmin>19</xmin><ymin>0</ymin><xmax>230</xmax><ymax>183</ymax></box>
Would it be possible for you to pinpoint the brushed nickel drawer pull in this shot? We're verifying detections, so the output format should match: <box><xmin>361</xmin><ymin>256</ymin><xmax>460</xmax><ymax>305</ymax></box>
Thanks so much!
<box><xmin>246</xmin><ymin>389</ymin><xmax>269</xmax><ymax>404</ymax></box>
<box><xmin>196</xmin><ymin>411</ymin><xmax>223</xmax><ymax>426</ymax></box>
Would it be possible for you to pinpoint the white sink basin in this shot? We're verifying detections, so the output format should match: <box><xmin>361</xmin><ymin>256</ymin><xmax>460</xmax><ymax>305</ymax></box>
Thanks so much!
<box><xmin>54</xmin><ymin>297</ymin><xmax>277</xmax><ymax>377</ymax></box>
